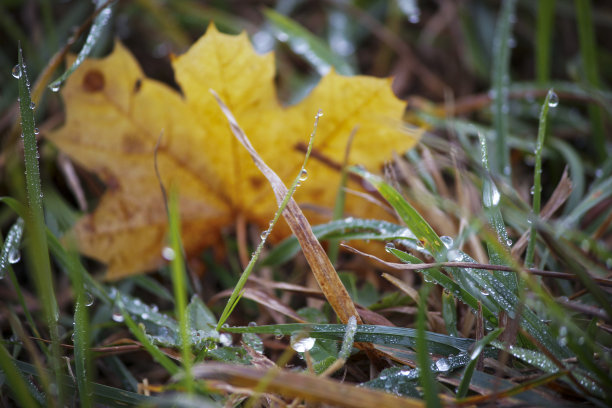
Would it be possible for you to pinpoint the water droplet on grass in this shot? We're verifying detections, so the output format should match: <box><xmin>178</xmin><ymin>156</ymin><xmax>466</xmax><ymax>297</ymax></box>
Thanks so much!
<box><xmin>8</xmin><ymin>248</ymin><xmax>21</xmax><ymax>264</ymax></box>
<box><xmin>298</xmin><ymin>169</ymin><xmax>308</xmax><ymax>181</ymax></box>
<box><xmin>161</xmin><ymin>246</ymin><xmax>175</xmax><ymax>261</ymax></box>
<box><xmin>290</xmin><ymin>334</ymin><xmax>315</xmax><ymax>353</ymax></box>
<box><xmin>111</xmin><ymin>310</ymin><xmax>124</xmax><ymax>322</ymax></box>
<box><xmin>435</xmin><ymin>358</ymin><xmax>450</xmax><ymax>372</ymax></box>
<box><xmin>440</xmin><ymin>236</ymin><xmax>453</xmax><ymax>248</ymax></box>
<box><xmin>12</xmin><ymin>64</ymin><xmax>21</xmax><ymax>79</ymax></box>
<box><xmin>260</xmin><ymin>230</ymin><xmax>269</xmax><ymax>240</ymax></box>
<box><xmin>385</xmin><ymin>242</ymin><xmax>395</xmax><ymax>252</ymax></box>
<box><xmin>50</xmin><ymin>83</ymin><xmax>61</xmax><ymax>92</ymax></box>
<box><xmin>548</xmin><ymin>92</ymin><xmax>559</xmax><ymax>107</ymax></box>
<box><xmin>85</xmin><ymin>292</ymin><xmax>94</xmax><ymax>307</ymax></box>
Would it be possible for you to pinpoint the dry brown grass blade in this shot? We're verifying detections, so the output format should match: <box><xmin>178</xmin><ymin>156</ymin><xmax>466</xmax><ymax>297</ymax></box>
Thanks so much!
<box><xmin>211</xmin><ymin>92</ymin><xmax>378</xmax><ymax>348</ymax></box>
<box><xmin>193</xmin><ymin>362</ymin><xmax>424</xmax><ymax>408</ymax></box>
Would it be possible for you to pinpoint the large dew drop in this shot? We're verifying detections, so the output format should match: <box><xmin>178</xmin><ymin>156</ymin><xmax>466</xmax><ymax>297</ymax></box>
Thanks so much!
<box><xmin>435</xmin><ymin>358</ymin><xmax>450</xmax><ymax>372</ymax></box>
<box><xmin>298</xmin><ymin>169</ymin><xmax>308</xmax><ymax>182</ymax></box>
<box><xmin>548</xmin><ymin>91</ymin><xmax>559</xmax><ymax>108</ymax></box>
<box><xmin>11</xmin><ymin>64</ymin><xmax>21</xmax><ymax>79</ymax></box>
<box><xmin>290</xmin><ymin>334</ymin><xmax>315</xmax><ymax>353</ymax></box>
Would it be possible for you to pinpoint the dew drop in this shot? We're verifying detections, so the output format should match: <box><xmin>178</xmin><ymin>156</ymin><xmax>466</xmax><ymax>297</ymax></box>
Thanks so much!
<box><xmin>548</xmin><ymin>91</ymin><xmax>559</xmax><ymax>107</ymax></box>
<box><xmin>85</xmin><ymin>292</ymin><xmax>94</xmax><ymax>307</ymax></box>
<box><xmin>161</xmin><ymin>246</ymin><xmax>175</xmax><ymax>261</ymax></box>
<box><xmin>298</xmin><ymin>169</ymin><xmax>308</xmax><ymax>182</ymax></box>
<box><xmin>50</xmin><ymin>83</ymin><xmax>61</xmax><ymax>93</ymax></box>
<box><xmin>447</xmin><ymin>249</ymin><xmax>461</xmax><ymax>262</ymax></box>
<box><xmin>219</xmin><ymin>333</ymin><xmax>232</xmax><ymax>347</ymax></box>
<box><xmin>290</xmin><ymin>334</ymin><xmax>315</xmax><ymax>353</ymax></box>
<box><xmin>274</xmin><ymin>329</ymin><xmax>283</xmax><ymax>340</ymax></box>
<box><xmin>111</xmin><ymin>310</ymin><xmax>124</xmax><ymax>322</ymax></box>
<box><xmin>423</xmin><ymin>275</ymin><xmax>433</xmax><ymax>283</ymax></box>
<box><xmin>34</xmin><ymin>128</ymin><xmax>39</xmax><ymax>135</ymax></box>
<box><xmin>248</xmin><ymin>321</ymin><xmax>257</xmax><ymax>327</ymax></box>
<box><xmin>480</xmin><ymin>288</ymin><xmax>490</xmax><ymax>296</ymax></box>
<box><xmin>385</xmin><ymin>242</ymin><xmax>395</xmax><ymax>252</ymax></box>
<box><xmin>260</xmin><ymin>230</ymin><xmax>269</xmax><ymax>240</ymax></box>
<box><xmin>435</xmin><ymin>358</ymin><xmax>450</xmax><ymax>372</ymax></box>
<box><xmin>8</xmin><ymin>248</ymin><xmax>21</xmax><ymax>264</ymax></box>
<box><xmin>440</xmin><ymin>236</ymin><xmax>453</xmax><ymax>249</ymax></box>
<box><xmin>506</xmin><ymin>239</ymin><xmax>512</xmax><ymax>247</ymax></box>
<box><xmin>11</xmin><ymin>64</ymin><xmax>21</xmax><ymax>79</ymax></box>
<box><xmin>30</xmin><ymin>102</ymin><xmax>36</xmax><ymax>110</ymax></box>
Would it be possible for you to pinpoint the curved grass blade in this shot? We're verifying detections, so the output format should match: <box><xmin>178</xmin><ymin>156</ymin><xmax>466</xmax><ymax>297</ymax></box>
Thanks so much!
<box><xmin>456</xmin><ymin>328</ymin><xmax>504</xmax><ymax>398</ymax></box>
<box><xmin>350</xmin><ymin>167</ymin><xmax>444</xmax><ymax>256</ymax></box>
<box><xmin>264</xmin><ymin>9</ymin><xmax>354</xmax><ymax>76</ymax></box>
<box><xmin>223</xmin><ymin>323</ymin><xmax>475</xmax><ymax>355</ymax></box>
<box><xmin>47</xmin><ymin>0</ymin><xmax>113</xmax><ymax>92</ymax></box>
<box><xmin>263</xmin><ymin>218</ymin><xmax>418</xmax><ymax>266</ymax></box>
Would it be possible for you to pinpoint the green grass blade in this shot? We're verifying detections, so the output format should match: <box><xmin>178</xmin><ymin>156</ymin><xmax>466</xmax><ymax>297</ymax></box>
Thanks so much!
<box><xmin>264</xmin><ymin>9</ymin><xmax>354</xmax><ymax>76</ymax></box>
<box><xmin>263</xmin><ymin>218</ymin><xmax>419</xmax><ymax>266</ymax></box>
<box><xmin>0</xmin><ymin>342</ymin><xmax>39</xmax><ymax>407</ymax></box>
<box><xmin>223</xmin><ymin>323</ymin><xmax>475</xmax><ymax>355</ymax></box>
<box><xmin>216</xmin><ymin>112</ymin><xmax>319</xmax><ymax>330</ymax></box>
<box><xmin>536</xmin><ymin>0</ymin><xmax>556</xmax><ymax>82</ymax></box>
<box><xmin>350</xmin><ymin>167</ymin><xmax>445</xmax><ymax>256</ymax></box>
<box><xmin>66</xmin><ymin>244</ymin><xmax>92</xmax><ymax>408</ymax></box>
<box><xmin>167</xmin><ymin>189</ymin><xmax>193</xmax><ymax>393</ymax></box>
<box><xmin>47</xmin><ymin>0</ymin><xmax>113</xmax><ymax>92</ymax></box>
<box><xmin>416</xmin><ymin>284</ymin><xmax>441</xmax><ymax>407</ymax></box>
<box><xmin>442</xmin><ymin>290</ymin><xmax>458</xmax><ymax>337</ymax></box>
<box><xmin>490</xmin><ymin>0</ymin><xmax>517</xmax><ymax>178</ymax></box>
<box><xmin>17</xmin><ymin>45</ymin><xmax>64</xmax><ymax>403</ymax></box>
<box><xmin>455</xmin><ymin>328</ymin><xmax>504</xmax><ymax>398</ymax></box>
<box><xmin>479</xmin><ymin>133</ymin><xmax>518</xmax><ymax>293</ymax></box>
<box><xmin>525</xmin><ymin>90</ymin><xmax>554</xmax><ymax>268</ymax></box>
<box><xmin>575</xmin><ymin>0</ymin><xmax>606</xmax><ymax>161</ymax></box>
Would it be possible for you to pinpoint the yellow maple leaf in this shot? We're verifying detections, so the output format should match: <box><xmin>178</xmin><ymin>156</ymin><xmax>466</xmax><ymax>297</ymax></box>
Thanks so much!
<box><xmin>48</xmin><ymin>24</ymin><xmax>421</xmax><ymax>280</ymax></box>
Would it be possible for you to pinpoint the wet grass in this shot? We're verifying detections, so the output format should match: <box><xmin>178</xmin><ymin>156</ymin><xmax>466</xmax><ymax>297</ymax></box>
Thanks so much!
<box><xmin>1</xmin><ymin>1</ymin><xmax>611</xmax><ymax>407</ymax></box>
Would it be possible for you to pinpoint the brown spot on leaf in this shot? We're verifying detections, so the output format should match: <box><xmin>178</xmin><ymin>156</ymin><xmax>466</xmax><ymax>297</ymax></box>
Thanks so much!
<box><xmin>122</xmin><ymin>133</ymin><xmax>146</xmax><ymax>153</ymax></box>
<box><xmin>249</xmin><ymin>176</ymin><xmax>264</xmax><ymax>190</ymax></box>
<box><xmin>82</xmin><ymin>70</ymin><xmax>105</xmax><ymax>92</ymax></box>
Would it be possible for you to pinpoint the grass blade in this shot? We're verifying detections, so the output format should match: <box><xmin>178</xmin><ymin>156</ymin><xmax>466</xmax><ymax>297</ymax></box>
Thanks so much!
<box><xmin>490</xmin><ymin>0</ymin><xmax>517</xmax><ymax>177</ymax></box>
<box><xmin>47</xmin><ymin>0</ymin><xmax>113</xmax><ymax>92</ymax></box>
<box><xmin>264</xmin><ymin>9</ymin><xmax>354</xmax><ymax>76</ymax></box>
<box><xmin>0</xmin><ymin>343</ymin><xmax>39</xmax><ymax>407</ymax></box>
<box><xmin>574</xmin><ymin>0</ymin><xmax>606</xmax><ymax>161</ymax></box>
<box><xmin>455</xmin><ymin>328</ymin><xmax>504</xmax><ymax>398</ymax></box>
<box><xmin>525</xmin><ymin>90</ymin><xmax>554</xmax><ymax>268</ymax></box>
<box><xmin>536</xmin><ymin>0</ymin><xmax>556</xmax><ymax>82</ymax></box>
<box><xmin>167</xmin><ymin>189</ymin><xmax>193</xmax><ymax>393</ymax></box>
<box><xmin>17</xmin><ymin>45</ymin><xmax>64</xmax><ymax>403</ymax></box>
<box><xmin>416</xmin><ymin>284</ymin><xmax>441</xmax><ymax>408</ymax></box>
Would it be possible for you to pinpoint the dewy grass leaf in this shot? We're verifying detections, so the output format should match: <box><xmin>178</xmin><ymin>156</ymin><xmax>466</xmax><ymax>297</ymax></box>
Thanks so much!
<box><xmin>47</xmin><ymin>0</ymin><xmax>113</xmax><ymax>92</ymax></box>
<box><xmin>17</xmin><ymin>45</ymin><xmax>64</xmax><ymax>403</ymax></box>
<box><xmin>416</xmin><ymin>284</ymin><xmax>441</xmax><ymax>408</ymax></box>
<box><xmin>490</xmin><ymin>0</ymin><xmax>517</xmax><ymax>178</ymax></box>
<box><xmin>525</xmin><ymin>90</ymin><xmax>553</xmax><ymax>268</ymax></box>
<box><xmin>455</xmin><ymin>328</ymin><xmax>504</xmax><ymax>398</ymax></box>
<box><xmin>264</xmin><ymin>9</ymin><xmax>354</xmax><ymax>76</ymax></box>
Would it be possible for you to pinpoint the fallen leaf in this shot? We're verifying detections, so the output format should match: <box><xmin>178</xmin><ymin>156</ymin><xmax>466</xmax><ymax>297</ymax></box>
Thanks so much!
<box><xmin>47</xmin><ymin>24</ymin><xmax>421</xmax><ymax>279</ymax></box>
